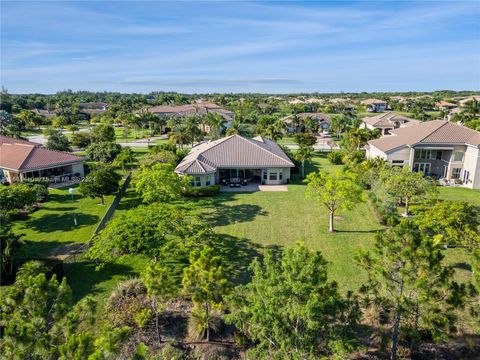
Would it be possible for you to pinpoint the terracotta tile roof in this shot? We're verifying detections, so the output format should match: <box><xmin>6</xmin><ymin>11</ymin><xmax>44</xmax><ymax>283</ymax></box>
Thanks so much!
<box><xmin>0</xmin><ymin>135</ymin><xmax>40</xmax><ymax>146</ymax></box>
<box><xmin>361</xmin><ymin>98</ymin><xmax>387</xmax><ymax>105</ymax></box>
<box><xmin>362</xmin><ymin>112</ymin><xmax>419</xmax><ymax>128</ymax></box>
<box><xmin>368</xmin><ymin>120</ymin><xmax>480</xmax><ymax>153</ymax></box>
<box><xmin>435</xmin><ymin>101</ymin><xmax>458</xmax><ymax>108</ymax></box>
<box><xmin>175</xmin><ymin>135</ymin><xmax>294</xmax><ymax>175</ymax></box>
<box><xmin>148</xmin><ymin>103</ymin><xmax>234</xmax><ymax>120</ymax></box>
<box><xmin>0</xmin><ymin>136</ymin><xmax>84</xmax><ymax>171</ymax></box>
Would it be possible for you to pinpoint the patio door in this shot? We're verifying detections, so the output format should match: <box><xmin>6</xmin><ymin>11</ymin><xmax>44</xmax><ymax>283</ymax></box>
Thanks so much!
<box><xmin>413</xmin><ymin>163</ymin><xmax>430</xmax><ymax>176</ymax></box>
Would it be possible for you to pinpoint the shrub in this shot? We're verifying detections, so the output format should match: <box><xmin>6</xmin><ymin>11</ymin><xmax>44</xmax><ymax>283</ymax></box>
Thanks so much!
<box><xmin>71</xmin><ymin>132</ymin><xmax>91</xmax><ymax>148</ymax></box>
<box><xmin>183</xmin><ymin>185</ymin><xmax>220</xmax><ymax>197</ymax></box>
<box><xmin>328</xmin><ymin>151</ymin><xmax>344</xmax><ymax>165</ymax></box>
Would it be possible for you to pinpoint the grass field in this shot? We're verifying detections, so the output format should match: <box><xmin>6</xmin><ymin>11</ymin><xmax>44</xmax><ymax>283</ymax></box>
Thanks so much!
<box><xmin>12</xmin><ymin>185</ymin><xmax>115</xmax><ymax>258</ymax></box>
<box><xmin>437</xmin><ymin>187</ymin><xmax>480</xmax><ymax>205</ymax></box>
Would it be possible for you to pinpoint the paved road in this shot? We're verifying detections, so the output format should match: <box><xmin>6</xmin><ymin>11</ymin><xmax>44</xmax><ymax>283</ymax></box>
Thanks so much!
<box><xmin>27</xmin><ymin>128</ymin><xmax>89</xmax><ymax>145</ymax></box>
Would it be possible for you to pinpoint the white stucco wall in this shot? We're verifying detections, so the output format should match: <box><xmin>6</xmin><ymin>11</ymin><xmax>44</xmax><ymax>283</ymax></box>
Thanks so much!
<box><xmin>72</xmin><ymin>163</ymin><xmax>85</xmax><ymax>177</ymax></box>
<box><xmin>463</xmin><ymin>146</ymin><xmax>480</xmax><ymax>189</ymax></box>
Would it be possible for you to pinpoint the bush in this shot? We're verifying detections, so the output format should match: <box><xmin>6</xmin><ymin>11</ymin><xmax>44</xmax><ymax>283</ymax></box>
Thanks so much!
<box><xmin>328</xmin><ymin>151</ymin><xmax>344</xmax><ymax>165</ymax></box>
<box><xmin>71</xmin><ymin>132</ymin><xmax>91</xmax><ymax>148</ymax></box>
<box><xmin>183</xmin><ymin>185</ymin><xmax>220</xmax><ymax>197</ymax></box>
<box><xmin>22</xmin><ymin>179</ymin><xmax>49</xmax><ymax>202</ymax></box>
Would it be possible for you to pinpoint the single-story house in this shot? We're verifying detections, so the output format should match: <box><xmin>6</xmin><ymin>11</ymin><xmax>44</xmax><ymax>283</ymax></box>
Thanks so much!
<box><xmin>79</xmin><ymin>102</ymin><xmax>109</xmax><ymax>117</ymax></box>
<box><xmin>282</xmin><ymin>113</ymin><xmax>330</xmax><ymax>133</ymax></box>
<box><xmin>33</xmin><ymin>109</ymin><xmax>56</xmax><ymax>119</ymax></box>
<box><xmin>0</xmin><ymin>135</ymin><xmax>85</xmax><ymax>184</ymax></box>
<box><xmin>435</xmin><ymin>101</ymin><xmax>458</xmax><ymax>110</ymax></box>
<box><xmin>366</xmin><ymin>120</ymin><xmax>480</xmax><ymax>189</ymax></box>
<box><xmin>175</xmin><ymin>135</ymin><xmax>294</xmax><ymax>186</ymax></box>
<box><xmin>361</xmin><ymin>99</ymin><xmax>387</xmax><ymax>112</ymax></box>
<box><xmin>360</xmin><ymin>112</ymin><xmax>420</xmax><ymax>135</ymax></box>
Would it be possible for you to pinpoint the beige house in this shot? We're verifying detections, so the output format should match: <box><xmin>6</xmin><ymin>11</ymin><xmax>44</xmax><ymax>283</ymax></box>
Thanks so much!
<box><xmin>366</xmin><ymin>120</ymin><xmax>480</xmax><ymax>189</ymax></box>
<box><xmin>361</xmin><ymin>112</ymin><xmax>420</xmax><ymax>135</ymax></box>
<box><xmin>0</xmin><ymin>136</ymin><xmax>85</xmax><ymax>184</ymax></box>
<box><xmin>361</xmin><ymin>99</ymin><xmax>387</xmax><ymax>112</ymax></box>
<box><xmin>175</xmin><ymin>135</ymin><xmax>294</xmax><ymax>187</ymax></box>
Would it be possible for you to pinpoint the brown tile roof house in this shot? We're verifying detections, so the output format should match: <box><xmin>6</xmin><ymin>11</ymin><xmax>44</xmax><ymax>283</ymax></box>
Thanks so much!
<box><xmin>33</xmin><ymin>109</ymin><xmax>56</xmax><ymax>118</ymax></box>
<box><xmin>175</xmin><ymin>135</ymin><xmax>294</xmax><ymax>187</ymax></box>
<box><xmin>0</xmin><ymin>135</ymin><xmax>85</xmax><ymax>183</ymax></box>
<box><xmin>361</xmin><ymin>112</ymin><xmax>420</xmax><ymax>135</ymax></box>
<box><xmin>366</xmin><ymin>120</ymin><xmax>480</xmax><ymax>189</ymax></box>
<box><xmin>435</xmin><ymin>101</ymin><xmax>458</xmax><ymax>109</ymax></box>
<box><xmin>148</xmin><ymin>103</ymin><xmax>234</xmax><ymax>121</ymax></box>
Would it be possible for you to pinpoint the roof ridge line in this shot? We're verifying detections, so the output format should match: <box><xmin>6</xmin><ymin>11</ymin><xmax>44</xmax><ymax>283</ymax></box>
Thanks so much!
<box><xmin>417</xmin><ymin>120</ymin><xmax>449</xmax><ymax>143</ymax></box>
<box><xmin>244</xmin><ymin>136</ymin><xmax>293</xmax><ymax>165</ymax></box>
<box><xmin>16</xmin><ymin>145</ymin><xmax>36</xmax><ymax>170</ymax></box>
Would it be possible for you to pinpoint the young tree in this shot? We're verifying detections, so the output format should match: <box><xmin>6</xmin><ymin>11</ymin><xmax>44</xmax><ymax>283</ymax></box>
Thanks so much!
<box><xmin>356</xmin><ymin>220</ymin><xmax>467</xmax><ymax>360</ymax></box>
<box><xmin>87</xmin><ymin>203</ymin><xmax>208</xmax><ymax>266</ymax></box>
<box><xmin>112</xmin><ymin>146</ymin><xmax>137</xmax><ymax>172</ymax></box>
<box><xmin>294</xmin><ymin>132</ymin><xmax>317</xmax><ymax>147</ymax></box>
<box><xmin>381</xmin><ymin>166</ymin><xmax>437</xmax><ymax>216</ymax></box>
<box><xmin>70</xmin><ymin>131</ymin><xmax>91</xmax><ymax>148</ymax></box>
<box><xmin>305</xmin><ymin>170</ymin><xmax>363</xmax><ymax>232</ymax></box>
<box><xmin>226</xmin><ymin>243</ymin><xmax>360</xmax><ymax>358</ymax></box>
<box><xmin>79</xmin><ymin>166</ymin><xmax>121</xmax><ymax>205</ymax></box>
<box><xmin>142</xmin><ymin>261</ymin><xmax>179</xmax><ymax>343</ymax></box>
<box><xmin>92</xmin><ymin>123</ymin><xmax>116</xmax><ymax>142</ymax></box>
<box><xmin>295</xmin><ymin>145</ymin><xmax>315</xmax><ymax>178</ymax></box>
<box><xmin>44</xmin><ymin>128</ymin><xmax>72</xmax><ymax>152</ymax></box>
<box><xmin>182</xmin><ymin>247</ymin><xmax>230</xmax><ymax>341</ymax></box>
<box><xmin>0</xmin><ymin>183</ymin><xmax>38</xmax><ymax>215</ymax></box>
<box><xmin>134</xmin><ymin>163</ymin><xmax>190</xmax><ymax>204</ymax></box>
<box><xmin>85</xmin><ymin>141</ymin><xmax>121</xmax><ymax>163</ymax></box>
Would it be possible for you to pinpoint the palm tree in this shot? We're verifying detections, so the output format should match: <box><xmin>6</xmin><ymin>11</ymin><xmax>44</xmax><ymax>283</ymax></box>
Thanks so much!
<box><xmin>169</xmin><ymin>123</ymin><xmax>190</xmax><ymax>149</ymax></box>
<box><xmin>226</xmin><ymin>119</ymin><xmax>253</xmax><ymax>137</ymax></box>
<box><xmin>206</xmin><ymin>113</ymin><xmax>225</xmax><ymax>139</ymax></box>
<box><xmin>183</xmin><ymin>115</ymin><xmax>202</xmax><ymax>147</ymax></box>
<box><xmin>261</xmin><ymin>124</ymin><xmax>283</xmax><ymax>141</ymax></box>
<box><xmin>295</xmin><ymin>145</ymin><xmax>315</xmax><ymax>178</ymax></box>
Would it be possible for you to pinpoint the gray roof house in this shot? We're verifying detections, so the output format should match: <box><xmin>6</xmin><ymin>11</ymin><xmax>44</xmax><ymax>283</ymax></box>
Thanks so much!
<box><xmin>175</xmin><ymin>135</ymin><xmax>294</xmax><ymax>187</ymax></box>
<box><xmin>366</xmin><ymin>120</ymin><xmax>480</xmax><ymax>189</ymax></box>
<box><xmin>361</xmin><ymin>112</ymin><xmax>420</xmax><ymax>135</ymax></box>
<box><xmin>361</xmin><ymin>99</ymin><xmax>387</xmax><ymax>112</ymax></box>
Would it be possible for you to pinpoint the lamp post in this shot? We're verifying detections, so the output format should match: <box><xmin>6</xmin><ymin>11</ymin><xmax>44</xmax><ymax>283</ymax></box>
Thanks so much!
<box><xmin>68</xmin><ymin>187</ymin><xmax>77</xmax><ymax>226</ymax></box>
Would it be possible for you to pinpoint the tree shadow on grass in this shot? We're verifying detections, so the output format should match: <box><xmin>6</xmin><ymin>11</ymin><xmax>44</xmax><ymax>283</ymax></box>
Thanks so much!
<box><xmin>67</xmin><ymin>261</ymin><xmax>138</xmax><ymax>302</ymax></box>
<box><xmin>203</xmin><ymin>203</ymin><xmax>268</xmax><ymax>227</ymax></box>
<box><xmin>453</xmin><ymin>262</ymin><xmax>472</xmax><ymax>272</ymax></box>
<box><xmin>334</xmin><ymin>229</ymin><xmax>384</xmax><ymax>234</ymax></box>
<box><xmin>116</xmin><ymin>189</ymin><xmax>143</xmax><ymax>212</ymax></box>
<box><xmin>25</xmin><ymin>212</ymin><xmax>99</xmax><ymax>233</ymax></box>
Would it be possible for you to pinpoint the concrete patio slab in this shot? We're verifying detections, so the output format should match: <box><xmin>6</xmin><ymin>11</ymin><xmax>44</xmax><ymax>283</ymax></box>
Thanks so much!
<box><xmin>258</xmin><ymin>185</ymin><xmax>288</xmax><ymax>192</ymax></box>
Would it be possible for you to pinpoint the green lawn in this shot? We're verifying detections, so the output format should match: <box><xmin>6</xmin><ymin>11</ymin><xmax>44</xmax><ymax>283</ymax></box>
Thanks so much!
<box><xmin>13</xmin><ymin>185</ymin><xmax>115</xmax><ymax>258</ymax></box>
<box><xmin>437</xmin><ymin>187</ymin><xmax>480</xmax><ymax>206</ymax></box>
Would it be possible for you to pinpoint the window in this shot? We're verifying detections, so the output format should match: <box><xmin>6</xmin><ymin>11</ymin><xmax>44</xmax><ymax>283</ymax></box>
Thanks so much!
<box><xmin>269</xmin><ymin>172</ymin><xmax>277</xmax><ymax>181</ymax></box>
<box><xmin>451</xmin><ymin>168</ymin><xmax>461</xmax><ymax>179</ymax></box>
<box><xmin>391</xmin><ymin>160</ymin><xmax>404</xmax><ymax>165</ymax></box>
<box><xmin>205</xmin><ymin>175</ymin><xmax>211</xmax><ymax>186</ymax></box>
<box><xmin>263</xmin><ymin>171</ymin><xmax>267</xmax><ymax>180</ymax></box>
<box><xmin>436</xmin><ymin>151</ymin><xmax>443</xmax><ymax>160</ymax></box>
<box><xmin>279</xmin><ymin>170</ymin><xmax>283</xmax><ymax>180</ymax></box>
<box><xmin>414</xmin><ymin>149</ymin><xmax>431</xmax><ymax>159</ymax></box>
<box><xmin>453</xmin><ymin>151</ymin><xmax>464</xmax><ymax>162</ymax></box>
<box><xmin>192</xmin><ymin>176</ymin><xmax>202</xmax><ymax>187</ymax></box>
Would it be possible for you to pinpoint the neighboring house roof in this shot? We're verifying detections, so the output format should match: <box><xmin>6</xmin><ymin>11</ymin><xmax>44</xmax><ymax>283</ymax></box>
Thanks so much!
<box><xmin>368</xmin><ymin>120</ymin><xmax>480</xmax><ymax>153</ymax></box>
<box><xmin>361</xmin><ymin>99</ymin><xmax>387</xmax><ymax>105</ymax></box>
<box><xmin>33</xmin><ymin>109</ymin><xmax>56</xmax><ymax>118</ymax></box>
<box><xmin>148</xmin><ymin>103</ymin><xmax>234</xmax><ymax>120</ymax></box>
<box><xmin>282</xmin><ymin>113</ymin><xmax>330</xmax><ymax>125</ymax></box>
<box><xmin>175</xmin><ymin>135</ymin><xmax>294</xmax><ymax>174</ymax></box>
<box><xmin>435</xmin><ymin>101</ymin><xmax>458</xmax><ymax>108</ymax></box>
<box><xmin>79</xmin><ymin>102</ymin><xmax>108</xmax><ymax>109</ymax></box>
<box><xmin>0</xmin><ymin>135</ymin><xmax>40</xmax><ymax>146</ymax></box>
<box><xmin>362</xmin><ymin>113</ymin><xmax>420</xmax><ymax>128</ymax></box>
<box><xmin>0</xmin><ymin>136</ymin><xmax>84</xmax><ymax>171</ymax></box>
<box><xmin>459</xmin><ymin>96</ymin><xmax>480</xmax><ymax>106</ymax></box>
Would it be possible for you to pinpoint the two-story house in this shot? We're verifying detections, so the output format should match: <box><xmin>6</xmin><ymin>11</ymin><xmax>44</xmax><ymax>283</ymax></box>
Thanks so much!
<box><xmin>360</xmin><ymin>112</ymin><xmax>420</xmax><ymax>135</ymax></box>
<box><xmin>366</xmin><ymin>120</ymin><xmax>480</xmax><ymax>189</ymax></box>
<box><xmin>361</xmin><ymin>99</ymin><xmax>387</xmax><ymax>112</ymax></box>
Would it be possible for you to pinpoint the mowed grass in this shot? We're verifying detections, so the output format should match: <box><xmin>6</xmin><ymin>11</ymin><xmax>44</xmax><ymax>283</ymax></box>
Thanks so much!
<box><xmin>13</xmin><ymin>185</ymin><xmax>115</xmax><ymax>258</ymax></box>
<box><xmin>437</xmin><ymin>187</ymin><xmax>480</xmax><ymax>205</ymax></box>
<box><xmin>188</xmin><ymin>154</ymin><xmax>383</xmax><ymax>291</ymax></box>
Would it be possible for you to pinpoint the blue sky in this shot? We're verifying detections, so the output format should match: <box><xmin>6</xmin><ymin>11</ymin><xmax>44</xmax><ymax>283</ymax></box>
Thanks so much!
<box><xmin>1</xmin><ymin>1</ymin><xmax>479</xmax><ymax>94</ymax></box>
